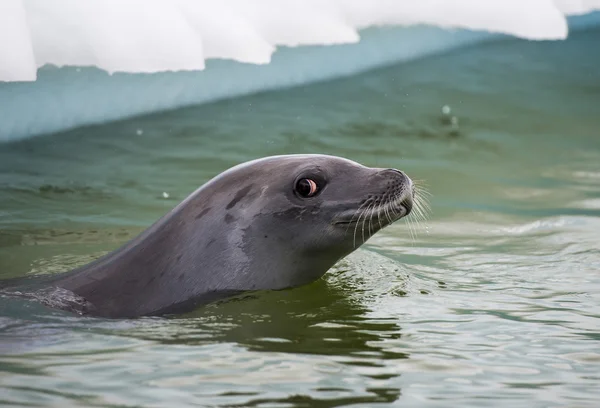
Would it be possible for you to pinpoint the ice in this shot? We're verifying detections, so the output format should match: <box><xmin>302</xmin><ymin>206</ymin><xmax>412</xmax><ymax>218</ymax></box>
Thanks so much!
<box><xmin>3</xmin><ymin>0</ymin><xmax>599</xmax><ymax>82</ymax></box>
<box><xmin>0</xmin><ymin>1</ymin><xmax>599</xmax><ymax>141</ymax></box>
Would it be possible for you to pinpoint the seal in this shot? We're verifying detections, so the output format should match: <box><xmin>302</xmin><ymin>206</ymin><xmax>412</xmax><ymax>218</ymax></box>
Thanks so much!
<box><xmin>6</xmin><ymin>154</ymin><xmax>417</xmax><ymax>318</ymax></box>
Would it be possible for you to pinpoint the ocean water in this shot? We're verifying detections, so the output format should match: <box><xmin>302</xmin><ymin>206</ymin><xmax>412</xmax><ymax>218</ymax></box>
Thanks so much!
<box><xmin>1</xmin><ymin>28</ymin><xmax>600</xmax><ymax>407</ymax></box>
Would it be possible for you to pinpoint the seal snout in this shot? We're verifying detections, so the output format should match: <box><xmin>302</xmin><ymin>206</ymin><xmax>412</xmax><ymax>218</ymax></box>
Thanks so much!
<box><xmin>331</xmin><ymin>166</ymin><xmax>415</xmax><ymax>229</ymax></box>
<box><xmin>383</xmin><ymin>168</ymin><xmax>414</xmax><ymax>218</ymax></box>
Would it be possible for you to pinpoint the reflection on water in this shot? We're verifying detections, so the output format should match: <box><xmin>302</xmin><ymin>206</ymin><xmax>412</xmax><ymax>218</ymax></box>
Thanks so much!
<box><xmin>1</xmin><ymin>28</ymin><xmax>600</xmax><ymax>407</ymax></box>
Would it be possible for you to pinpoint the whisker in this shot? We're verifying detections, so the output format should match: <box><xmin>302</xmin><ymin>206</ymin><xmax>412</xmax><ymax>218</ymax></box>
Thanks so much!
<box><xmin>366</xmin><ymin>204</ymin><xmax>373</xmax><ymax>240</ymax></box>
<box><xmin>353</xmin><ymin>200</ymin><xmax>371</xmax><ymax>248</ymax></box>
<box><xmin>402</xmin><ymin>183</ymin><xmax>432</xmax><ymax>239</ymax></box>
<box><xmin>383</xmin><ymin>196</ymin><xmax>394</xmax><ymax>225</ymax></box>
<box><xmin>376</xmin><ymin>200</ymin><xmax>384</xmax><ymax>230</ymax></box>
<box><xmin>413</xmin><ymin>179</ymin><xmax>431</xmax><ymax>190</ymax></box>
<box><xmin>368</xmin><ymin>201</ymin><xmax>377</xmax><ymax>239</ymax></box>
<box><xmin>413</xmin><ymin>185</ymin><xmax>432</xmax><ymax>195</ymax></box>
<box><xmin>361</xmin><ymin>202</ymin><xmax>375</xmax><ymax>244</ymax></box>
<box><xmin>345</xmin><ymin>199</ymin><xmax>371</xmax><ymax>236</ymax></box>
<box><xmin>342</xmin><ymin>178</ymin><xmax>432</xmax><ymax>247</ymax></box>
<box><xmin>415</xmin><ymin>190</ymin><xmax>431</xmax><ymax>221</ymax></box>
<box><xmin>407</xmin><ymin>215</ymin><xmax>416</xmax><ymax>243</ymax></box>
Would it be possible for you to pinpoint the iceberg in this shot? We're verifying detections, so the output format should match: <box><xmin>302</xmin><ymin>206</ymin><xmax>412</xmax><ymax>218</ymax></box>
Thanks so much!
<box><xmin>0</xmin><ymin>0</ymin><xmax>599</xmax><ymax>142</ymax></box>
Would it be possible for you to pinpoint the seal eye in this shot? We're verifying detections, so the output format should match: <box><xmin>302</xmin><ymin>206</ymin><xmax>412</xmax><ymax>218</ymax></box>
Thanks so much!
<box><xmin>295</xmin><ymin>178</ymin><xmax>319</xmax><ymax>198</ymax></box>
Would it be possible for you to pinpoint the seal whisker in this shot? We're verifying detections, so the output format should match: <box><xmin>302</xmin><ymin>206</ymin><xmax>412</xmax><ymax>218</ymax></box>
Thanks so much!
<box><xmin>402</xmin><ymin>185</ymin><xmax>431</xmax><ymax>240</ymax></box>
<box><xmin>417</xmin><ymin>201</ymin><xmax>430</xmax><ymax>223</ymax></box>
<box><xmin>389</xmin><ymin>193</ymin><xmax>402</xmax><ymax>222</ymax></box>
<box><xmin>415</xmin><ymin>184</ymin><xmax>432</xmax><ymax>207</ymax></box>
<box><xmin>415</xmin><ymin>196</ymin><xmax>431</xmax><ymax>218</ymax></box>
<box><xmin>410</xmin><ymin>201</ymin><xmax>424</xmax><ymax>223</ymax></box>
<box><xmin>376</xmin><ymin>201</ymin><xmax>384</xmax><ymax>230</ymax></box>
<box><xmin>383</xmin><ymin>197</ymin><xmax>394</xmax><ymax>225</ymax></box>
<box><xmin>410</xmin><ymin>214</ymin><xmax>419</xmax><ymax>242</ymax></box>
<box><xmin>413</xmin><ymin>179</ymin><xmax>432</xmax><ymax>193</ymax></box>
<box><xmin>414</xmin><ymin>188</ymin><xmax>432</xmax><ymax>199</ymax></box>
<box><xmin>360</xmin><ymin>204</ymin><xmax>368</xmax><ymax>245</ymax></box>
<box><xmin>347</xmin><ymin>199</ymin><xmax>372</xmax><ymax>244</ymax></box>
<box><xmin>353</xmin><ymin>201</ymin><xmax>371</xmax><ymax>248</ymax></box>
<box><xmin>368</xmin><ymin>202</ymin><xmax>376</xmax><ymax>239</ymax></box>
<box><xmin>414</xmin><ymin>187</ymin><xmax>431</xmax><ymax>222</ymax></box>
<box><xmin>357</xmin><ymin>203</ymin><xmax>371</xmax><ymax>247</ymax></box>
<box><xmin>344</xmin><ymin>203</ymin><xmax>361</xmax><ymax>236</ymax></box>
<box><xmin>361</xmin><ymin>202</ymin><xmax>375</xmax><ymax>244</ymax></box>
<box><xmin>405</xmin><ymin>215</ymin><xmax>415</xmax><ymax>242</ymax></box>
<box><xmin>397</xmin><ymin>193</ymin><xmax>416</xmax><ymax>242</ymax></box>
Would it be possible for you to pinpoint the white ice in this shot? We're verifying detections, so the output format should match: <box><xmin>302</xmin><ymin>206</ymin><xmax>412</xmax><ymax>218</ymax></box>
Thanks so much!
<box><xmin>1</xmin><ymin>0</ymin><xmax>600</xmax><ymax>82</ymax></box>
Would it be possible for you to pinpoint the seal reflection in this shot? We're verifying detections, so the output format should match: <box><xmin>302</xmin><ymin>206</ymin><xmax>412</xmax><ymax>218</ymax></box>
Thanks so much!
<box><xmin>116</xmin><ymin>276</ymin><xmax>406</xmax><ymax>407</ymax></box>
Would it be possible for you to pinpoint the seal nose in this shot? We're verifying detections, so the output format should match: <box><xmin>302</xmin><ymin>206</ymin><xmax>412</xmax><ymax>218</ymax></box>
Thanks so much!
<box><xmin>382</xmin><ymin>168</ymin><xmax>413</xmax><ymax>216</ymax></box>
<box><xmin>384</xmin><ymin>168</ymin><xmax>412</xmax><ymax>187</ymax></box>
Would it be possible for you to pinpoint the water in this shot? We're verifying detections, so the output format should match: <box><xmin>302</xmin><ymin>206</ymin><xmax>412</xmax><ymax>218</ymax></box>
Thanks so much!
<box><xmin>1</xmin><ymin>29</ymin><xmax>600</xmax><ymax>407</ymax></box>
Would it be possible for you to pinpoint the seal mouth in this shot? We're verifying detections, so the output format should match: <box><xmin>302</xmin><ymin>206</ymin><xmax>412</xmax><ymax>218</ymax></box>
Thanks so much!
<box><xmin>332</xmin><ymin>188</ymin><xmax>414</xmax><ymax>229</ymax></box>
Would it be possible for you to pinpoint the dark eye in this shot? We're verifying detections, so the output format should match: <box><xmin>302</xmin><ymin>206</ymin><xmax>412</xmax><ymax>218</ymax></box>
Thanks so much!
<box><xmin>295</xmin><ymin>178</ymin><xmax>319</xmax><ymax>198</ymax></box>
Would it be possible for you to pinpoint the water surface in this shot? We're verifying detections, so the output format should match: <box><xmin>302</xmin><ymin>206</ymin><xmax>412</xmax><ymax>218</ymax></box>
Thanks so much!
<box><xmin>1</xmin><ymin>29</ymin><xmax>600</xmax><ymax>407</ymax></box>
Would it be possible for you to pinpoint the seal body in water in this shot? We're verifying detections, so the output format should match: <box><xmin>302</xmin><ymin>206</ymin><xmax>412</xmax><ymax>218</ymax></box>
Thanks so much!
<box><xmin>7</xmin><ymin>154</ymin><xmax>416</xmax><ymax>318</ymax></box>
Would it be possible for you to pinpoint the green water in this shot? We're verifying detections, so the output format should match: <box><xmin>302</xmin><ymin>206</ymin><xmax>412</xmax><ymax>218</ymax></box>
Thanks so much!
<box><xmin>1</xmin><ymin>29</ymin><xmax>600</xmax><ymax>407</ymax></box>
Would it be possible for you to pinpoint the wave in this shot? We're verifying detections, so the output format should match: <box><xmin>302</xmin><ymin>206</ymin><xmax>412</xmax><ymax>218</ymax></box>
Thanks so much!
<box><xmin>0</xmin><ymin>1</ymin><xmax>599</xmax><ymax>142</ymax></box>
